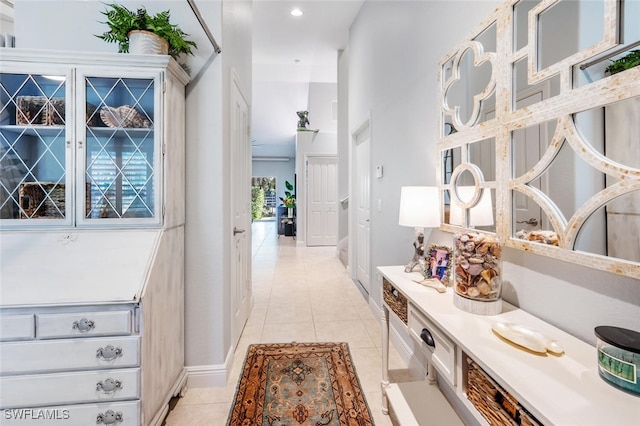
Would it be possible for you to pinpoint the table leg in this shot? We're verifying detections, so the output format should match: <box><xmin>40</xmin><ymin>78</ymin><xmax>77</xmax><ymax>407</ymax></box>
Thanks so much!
<box><xmin>381</xmin><ymin>305</ymin><xmax>390</xmax><ymax>415</ymax></box>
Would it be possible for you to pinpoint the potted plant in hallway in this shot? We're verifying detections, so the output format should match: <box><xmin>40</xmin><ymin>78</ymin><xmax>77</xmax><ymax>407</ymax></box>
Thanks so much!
<box><xmin>96</xmin><ymin>3</ymin><xmax>197</xmax><ymax>59</ymax></box>
<box><xmin>279</xmin><ymin>181</ymin><xmax>296</xmax><ymax>218</ymax></box>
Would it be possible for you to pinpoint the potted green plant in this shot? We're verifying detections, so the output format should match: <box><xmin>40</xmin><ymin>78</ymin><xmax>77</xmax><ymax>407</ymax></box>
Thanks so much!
<box><xmin>605</xmin><ymin>50</ymin><xmax>640</xmax><ymax>75</ymax></box>
<box><xmin>279</xmin><ymin>181</ymin><xmax>296</xmax><ymax>217</ymax></box>
<box><xmin>96</xmin><ymin>3</ymin><xmax>197</xmax><ymax>59</ymax></box>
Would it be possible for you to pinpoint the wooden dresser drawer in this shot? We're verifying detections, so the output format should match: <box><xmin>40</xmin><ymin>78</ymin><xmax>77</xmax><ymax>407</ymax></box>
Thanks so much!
<box><xmin>37</xmin><ymin>310</ymin><xmax>132</xmax><ymax>338</ymax></box>
<box><xmin>0</xmin><ymin>336</ymin><xmax>140</xmax><ymax>374</ymax></box>
<box><xmin>0</xmin><ymin>315</ymin><xmax>35</xmax><ymax>341</ymax></box>
<box><xmin>0</xmin><ymin>368</ymin><xmax>140</xmax><ymax>409</ymax></box>
<box><xmin>0</xmin><ymin>401</ymin><xmax>140</xmax><ymax>426</ymax></box>
<box><xmin>408</xmin><ymin>303</ymin><xmax>456</xmax><ymax>387</ymax></box>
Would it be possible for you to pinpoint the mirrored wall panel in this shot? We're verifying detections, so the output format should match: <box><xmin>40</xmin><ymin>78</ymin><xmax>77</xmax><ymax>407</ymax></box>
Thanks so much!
<box><xmin>438</xmin><ymin>0</ymin><xmax>640</xmax><ymax>278</ymax></box>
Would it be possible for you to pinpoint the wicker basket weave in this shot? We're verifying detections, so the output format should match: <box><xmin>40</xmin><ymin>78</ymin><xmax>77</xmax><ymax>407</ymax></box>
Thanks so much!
<box><xmin>466</xmin><ymin>357</ymin><xmax>542</xmax><ymax>426</ymax></box>
<box><xmin>383</xmin><ymin>278</ymin><xmax>408</xmax><ymax>324</ymax></box>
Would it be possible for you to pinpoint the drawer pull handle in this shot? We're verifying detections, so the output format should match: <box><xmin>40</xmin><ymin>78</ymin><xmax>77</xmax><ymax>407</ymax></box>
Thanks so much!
<box><xmin>96</xmin><ymin>409</ymin><xmax>123</xmax><ymax>424</ymax></box>
<box><xmin>96</xmin><ymin>345</ymin><xmax>123</xmax><ymax>361</ymax></box>
<box><xmin>73</xmin><ymin>318</ymin><xmax>95</xmax><ymax>332</ymax></box>
<box><xmin>96</xmin><ymin>378</ymin><xmax>123</xmax><ymax>394</ymax></box>
<box><xmin>421</xmin><ymin>328</ymin><xmax>435</xmax><ymax>348</ymax></box>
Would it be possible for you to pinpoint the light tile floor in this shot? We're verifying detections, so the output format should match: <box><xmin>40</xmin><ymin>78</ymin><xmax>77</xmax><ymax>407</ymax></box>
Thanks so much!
<box><xmin>163</xmin><ymin>220</ymin><xmax>410</xmax><ymax>425</ymax></box>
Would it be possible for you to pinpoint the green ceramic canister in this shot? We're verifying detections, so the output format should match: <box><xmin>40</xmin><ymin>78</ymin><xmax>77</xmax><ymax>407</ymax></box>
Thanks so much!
<box><xmin>594</xmin><ymin>326</ymin><xmax>640</xmax><ymax>396</ymax></box>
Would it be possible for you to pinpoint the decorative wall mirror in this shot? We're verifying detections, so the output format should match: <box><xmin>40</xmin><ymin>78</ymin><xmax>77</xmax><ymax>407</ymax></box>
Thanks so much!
<box><xmin>437</xmin><ymin>0</ymin><xmax>640</xmax><ymax>279</ymax></box>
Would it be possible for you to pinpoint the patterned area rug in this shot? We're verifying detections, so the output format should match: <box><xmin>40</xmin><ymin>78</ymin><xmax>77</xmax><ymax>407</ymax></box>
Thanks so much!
<box><xmin>227</xmin><ymin>342</ymin><xmax>374</xmax><ymax>425</ymax></box>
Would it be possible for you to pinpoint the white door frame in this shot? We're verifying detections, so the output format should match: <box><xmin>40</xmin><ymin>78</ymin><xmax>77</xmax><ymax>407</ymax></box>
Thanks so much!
<box><xmin>348</xmin><ymin>115</ymin><xmax>371</xmax><ymax>294</ymax></box>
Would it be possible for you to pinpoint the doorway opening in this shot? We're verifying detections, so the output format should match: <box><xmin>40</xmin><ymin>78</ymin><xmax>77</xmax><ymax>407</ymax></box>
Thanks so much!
<box><xmin>251</xmin><ymin>177</ymin><xmax>276</xmax><ymax>221</ymax></box>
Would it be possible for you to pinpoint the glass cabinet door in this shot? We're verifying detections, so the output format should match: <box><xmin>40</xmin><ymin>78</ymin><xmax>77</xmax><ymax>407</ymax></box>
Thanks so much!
<box><xmin>0</xmin><ymin>71</ymin><xmax>71</xmax><ymax>225</ymax></box>
<box><xmin>80</xmin><ymin>73</ymin><xmax>160</xmax><ymax>225</ymax></box>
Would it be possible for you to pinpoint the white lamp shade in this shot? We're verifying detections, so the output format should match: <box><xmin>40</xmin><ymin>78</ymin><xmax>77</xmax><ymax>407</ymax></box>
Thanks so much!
<box><xmin>398</xmin><ymin>186</ymin><xmax>440</xmax><ymax>228</ymax></box>
<box><xmin>449</xmin><ymin>186</ymin><xmax>494</xmax><ymax>227</ymax></box>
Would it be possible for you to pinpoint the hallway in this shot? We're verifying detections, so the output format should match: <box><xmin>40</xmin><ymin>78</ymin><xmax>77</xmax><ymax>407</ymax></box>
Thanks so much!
<box><xmin>164</xmin><ymin>220</ymin><xmax>407</xmax><ymax>425</ymax></box>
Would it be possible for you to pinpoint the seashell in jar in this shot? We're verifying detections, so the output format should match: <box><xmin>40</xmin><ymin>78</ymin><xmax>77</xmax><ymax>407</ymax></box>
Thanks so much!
<box><xmin>490</xmin><ymin>244</ymin><xmax>502</xmax><ymax>257</ymax></box>
<box><xmin>491</xmin><ymin>276</ymin><xmax>501</xmax><ymax>289</ymax></box>
<box><xmin>456</xmin><ymin>283</ymin><xmax>468</xmax><ymax>295</ymax></box>
<box><xmin>478</xmin><ymin>282</ymin><xmax>491</xmax><ymax>295</ymax></box>
<box><xmin>481</xmin><ymin>268</ymin><xmax>496</xmax><ymax>283</ymax></box>
<box><xmin>467</xmin><ymin>264</ymin><xmax>483</xmax><ymax>276</ymax></box>
<box><xmin>460</xmin><ymin>259</ymin><xmax>470</xmax><ymax>269</ymax></box>
<box><xmin>468</xmin><ymin>257</ymin><xmax>484</xmax><ymax>264</ymax></box>
<box><xmin>456</xmin><ymin>265</ymin><xmax>468</xmax><ymax>279</ymax></box>
<box><xmin>464</xmin><ymin>242</ymin><xmax>475</xmax><ymax>252</ymax></box>
<box><xmin>459</xmin><ymin>234</ymin><xmax>470</xmax><ymax>243</ymax></box>
<box><xmin>467</xmin><ymin>287</ymin><xmax>481</xmax><ymax>298</ymax></box>
<box><xmin>475</xmin><ymin>242</ymin><xmax>489</xmax><ymax>255</ymax></box>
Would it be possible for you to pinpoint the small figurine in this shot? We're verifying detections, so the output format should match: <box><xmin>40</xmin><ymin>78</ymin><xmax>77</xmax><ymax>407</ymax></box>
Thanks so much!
<box><xmin>405</xmin><ymin>233</ymin><xmax>426</xmax><ymax>273</ymax></box>
<box><xmin>297</xmin><ymin>111</ymin><xmax>310</xmax><ymax>130</ymax></box>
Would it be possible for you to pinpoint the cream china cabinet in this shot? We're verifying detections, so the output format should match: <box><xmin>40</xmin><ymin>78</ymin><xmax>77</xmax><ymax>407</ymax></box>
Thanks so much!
<box><xmin>0</xmin><ymin>49</ymin><xmax>189</xmax><ymax>425</ymax></box>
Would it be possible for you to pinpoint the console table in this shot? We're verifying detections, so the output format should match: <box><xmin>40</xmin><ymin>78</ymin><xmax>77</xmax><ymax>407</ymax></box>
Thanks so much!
<box><xmin>378</xmin><ymin>265</ymin><xmax>639</xmax><ymax>425</ymax></box>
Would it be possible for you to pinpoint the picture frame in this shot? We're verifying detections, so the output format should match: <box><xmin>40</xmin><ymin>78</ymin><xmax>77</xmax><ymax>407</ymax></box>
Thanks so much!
<box><xmin>425</xmin><ymin>244</ymin><xmax>452</xmax><ymax>284</ymax></box>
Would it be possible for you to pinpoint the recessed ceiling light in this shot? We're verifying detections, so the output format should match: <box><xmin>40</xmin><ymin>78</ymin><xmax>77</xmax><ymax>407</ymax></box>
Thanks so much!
<box><xmin>290</xmin><ymin>8</ymin><xmax>303</xmax><ymax>17</ymax></box>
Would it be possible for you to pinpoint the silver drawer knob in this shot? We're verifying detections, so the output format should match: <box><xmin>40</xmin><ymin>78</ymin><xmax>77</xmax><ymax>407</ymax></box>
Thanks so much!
<box><xmin>96</xmin><ymin>345</ymin><xmax>123</xmax><ymax>361</ymax></box>
<box><xmin>96</xmin><ymin>410</ymin><xmax>123</xmax><ymax>424</ymax></box>
<box><xmin>96</xmin><ymin>378</ymin><xmax>123</xmax><ymax>393</ymax></box>
<box><xmin>73</xmin><ymin>318</ymin><xmax>95</xmax><ymax>332</ymax></box>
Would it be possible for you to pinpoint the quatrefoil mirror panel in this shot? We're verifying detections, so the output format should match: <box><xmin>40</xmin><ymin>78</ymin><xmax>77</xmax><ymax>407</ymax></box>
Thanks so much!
<box><xmin>438</xmin><ymin>0</ymin><xmax>640</xmax><ymax>278</ymax></box>
<box><xmin>442</xmin><ymin>22</ymin><xmax>497</xmax><ymax>131</ymax></box>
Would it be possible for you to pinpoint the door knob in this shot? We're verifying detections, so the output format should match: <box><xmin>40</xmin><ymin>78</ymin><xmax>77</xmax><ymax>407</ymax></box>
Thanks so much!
<box><xmin>516</xmin><ymin>218</ymin><xmax>538</xmax><ymax>226</ymax></box>
<box><xmin>233</xmin><ymin>227</ymin><xmax>245</xmax><ymax>235</ymax></box>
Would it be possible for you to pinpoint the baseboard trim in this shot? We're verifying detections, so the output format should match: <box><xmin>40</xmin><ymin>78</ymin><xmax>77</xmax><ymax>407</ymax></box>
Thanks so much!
<box><xmin>185</xmin><ymin>348</ymin><xmax>233</xmax><ymax>388</ymax></box>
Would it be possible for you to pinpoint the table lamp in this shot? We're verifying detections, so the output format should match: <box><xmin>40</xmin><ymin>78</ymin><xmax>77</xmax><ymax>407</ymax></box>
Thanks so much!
<box><xmin>398</xmin><ymin>186</ymin><xmax>440</xmax><ymax>273</ymax></box>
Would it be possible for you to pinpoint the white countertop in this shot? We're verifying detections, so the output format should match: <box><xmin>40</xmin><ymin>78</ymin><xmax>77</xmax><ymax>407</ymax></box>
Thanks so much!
<box><xmin>378</xmin><ymin>265</ymin><xmax>640</xmax><ymax>426</ymax></box>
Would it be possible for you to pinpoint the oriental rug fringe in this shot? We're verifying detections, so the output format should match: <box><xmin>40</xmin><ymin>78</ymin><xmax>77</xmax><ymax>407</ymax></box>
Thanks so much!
<box><xmin>227</xmin><ymin>342</ymin><xmax>374</xmax><ymax>426</ymax></box>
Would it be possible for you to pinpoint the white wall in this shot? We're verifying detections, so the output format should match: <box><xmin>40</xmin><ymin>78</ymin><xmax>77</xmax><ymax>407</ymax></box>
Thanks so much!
<box><xmin>307</xmin><ymin>82</ymin><xmax>337</xmax><ymax>132</ymax></box>
<box><xmin>337</xmin><ymin>49</ymin><xmax>350</xmax><ymax>243</ymax></box>
<box><xmin>346</xmin><ymin>0</ymin><xmax>640</xmax><ymax>345</ymax></box>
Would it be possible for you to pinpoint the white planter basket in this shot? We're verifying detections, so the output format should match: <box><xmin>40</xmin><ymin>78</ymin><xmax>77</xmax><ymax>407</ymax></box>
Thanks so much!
<box><xmin>128</xmin><ymin>30</ymin><xmax>169</xmax><ymax>55</ymax></box>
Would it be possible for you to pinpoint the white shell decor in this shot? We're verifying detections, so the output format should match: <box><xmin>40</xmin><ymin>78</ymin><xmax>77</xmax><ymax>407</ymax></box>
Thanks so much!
<box><xmin>453</xmin><ymin>231</ymin><xmax>501</xmax><ymax>301</ymax></box>
<box><xmin>100</xmin><ymin>105</ymin><xmax>151</xmax><ymax>129</ymax></box>
<box><xmin>492</xmin><ymin>322</ymin><xmax>564</xmax><ymax>355</ymax></box>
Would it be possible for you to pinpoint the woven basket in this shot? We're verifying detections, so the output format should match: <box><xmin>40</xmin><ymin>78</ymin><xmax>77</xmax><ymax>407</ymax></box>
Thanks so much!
<box><xmin>383</xmin><ymin>278</ymin><xmax>408</xmax><ymax>324</ymax></box>
<box><xmin>466</xmin><ymin>357</ymin><xmax>542</xmax><ymax>426</ymax></box>
<box><xmin>19</xmin><ymin>182</ymin><xmax>65</xmax><ymax>218</ymax></box>
<box><xmin>16</xmin><ymin>96</ymin><xmax>99</xmax><ymax>126</ymax></box>
<box><xmin>19</xmin><ymin>182</ymin><xmax>91</xmax><ymax>219</ymax></box>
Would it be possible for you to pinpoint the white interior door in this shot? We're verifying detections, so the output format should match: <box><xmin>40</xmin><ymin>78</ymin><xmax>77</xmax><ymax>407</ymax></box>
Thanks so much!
<box><xmin>355</xmin><ymin>127</ymin><xmax>371</xmax><ymax>294</ymax></box>
<box><xmin>230</xmin><ymin>72</ymin><xmax>251</xmax><ymax>349</ymax></box>
<box><xmin>307</xmin><ymin>156</ymin><xmax>338</xmax><ymax>246</ymax></box>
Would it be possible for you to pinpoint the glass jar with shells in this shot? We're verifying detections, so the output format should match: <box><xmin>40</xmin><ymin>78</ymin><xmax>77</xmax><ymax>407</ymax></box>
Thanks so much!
<box><xmin>452</xmin><ymin>231</ymin><xmax>502</xmax><ymax>315</ymax></box>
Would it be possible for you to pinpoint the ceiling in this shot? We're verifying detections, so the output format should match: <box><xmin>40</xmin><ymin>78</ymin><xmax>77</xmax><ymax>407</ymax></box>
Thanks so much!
<box><xmin>251</xmin><ymin>0</ymin><xmax>364</xmax><ymax>158</ymax></box>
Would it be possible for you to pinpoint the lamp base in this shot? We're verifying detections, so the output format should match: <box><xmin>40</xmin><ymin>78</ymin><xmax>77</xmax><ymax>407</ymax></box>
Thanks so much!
<box><xmin>404</xmin><ymin>231</ymin><xmax>425</xmax><ymax>273</ymax></box>
<box><xmin>453</xmin><ymin>292</ymin><xmax>502</xmax><ymax>315</ymax></box>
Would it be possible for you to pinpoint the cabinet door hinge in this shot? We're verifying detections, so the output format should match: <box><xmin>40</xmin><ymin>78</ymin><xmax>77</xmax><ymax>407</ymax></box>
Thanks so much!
<box><xmin>163</xmin><ymin>80</ymin><xmax>167</xmax><ymax>93</ymax></box>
